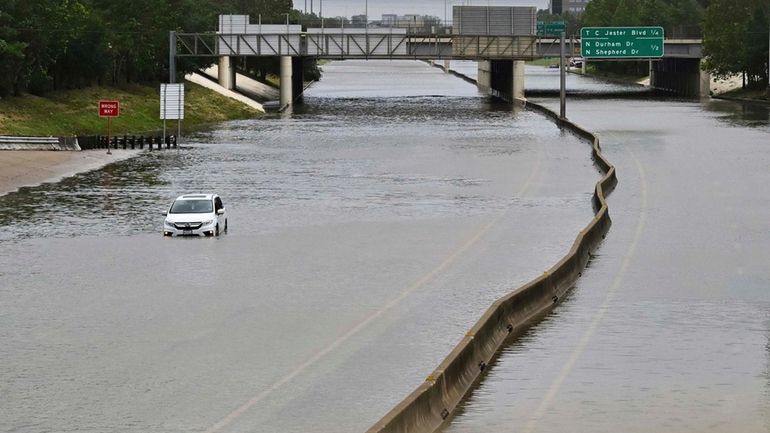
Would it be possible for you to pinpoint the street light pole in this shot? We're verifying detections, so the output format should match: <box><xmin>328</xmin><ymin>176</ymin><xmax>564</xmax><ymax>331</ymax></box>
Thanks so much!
<box><xmin>560</xmin><ymin>31</ymin><xmax>567</xmax><ymax>119</ymax></box>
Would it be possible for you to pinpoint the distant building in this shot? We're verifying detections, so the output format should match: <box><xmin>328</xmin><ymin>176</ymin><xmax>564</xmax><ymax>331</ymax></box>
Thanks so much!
<box><xmin>378</xmin><ymin>14</ymin><xmax>426</xmax><ymax>29</ymax></box>
<box><xmin>381</xmin><ymin>14</ymin><xmax>397</xmax><ymax>26</ymax></box>
<box><xmin>550</xmin><ymin>0</ymin><xmax>590</xmax><ymax>15</ymax></box>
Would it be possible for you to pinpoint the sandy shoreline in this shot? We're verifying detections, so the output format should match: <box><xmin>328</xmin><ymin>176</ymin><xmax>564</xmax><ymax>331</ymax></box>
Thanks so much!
<box><xmin>0</xmin><ymin>149</ymin><xmax>142</xmax><ymax>197</ymax></box>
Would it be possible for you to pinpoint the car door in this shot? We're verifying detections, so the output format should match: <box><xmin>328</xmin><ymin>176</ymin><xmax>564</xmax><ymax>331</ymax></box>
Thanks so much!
<box><xmin>214</xmin><ymin>196</ymin><xmax>225</xmax><ymax>228</ymax></box>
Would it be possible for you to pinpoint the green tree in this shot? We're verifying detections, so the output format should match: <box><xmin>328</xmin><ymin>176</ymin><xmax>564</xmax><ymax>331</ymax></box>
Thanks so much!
<box><xmin>703</xmin><ymin>0</ymin><xmax>769</xmax><ymax>86</ymax></box>
<box><xmin>0</xmin><ymin>3</ymin><xmax>28</xmax><ymax>96</ymax></box>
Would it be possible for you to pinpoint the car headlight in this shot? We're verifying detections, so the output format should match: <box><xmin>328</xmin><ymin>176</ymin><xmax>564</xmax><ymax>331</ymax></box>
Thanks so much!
<box><xmin>164</xmin><ymin>220</ymin><xmax>174</xmax><ymax>228</ymax></box>
<box><xmin>202</xmin><ymin>219</ymin><xmax>214</xmax><ymax>226</ymax></box>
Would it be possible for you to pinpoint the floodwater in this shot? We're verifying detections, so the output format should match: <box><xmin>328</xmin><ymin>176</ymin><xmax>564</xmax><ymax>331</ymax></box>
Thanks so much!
<box><xmin>0</xmin><ymin>61</ymin><xmax>603</xmax><ymax>433</ymax></box>
<box><xmin>443</xmin><ymin>74</ymin><xmax>770</xmax><ymax>431</ymax></box>
<box><xmin>448</xmin><ymin>60</ymin><xmax>648</xmax><ymax>95</ymax></box>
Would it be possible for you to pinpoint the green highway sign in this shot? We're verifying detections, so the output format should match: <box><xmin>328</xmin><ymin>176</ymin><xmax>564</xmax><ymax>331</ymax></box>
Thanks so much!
<box><xmin>581</xmin><ymin>26</ymin><xmax>664</xmax><ymax>58</ymax></box>
<box><xmin>537</xmin><ymin>21</ymin><xmax>566</xmax><ymax>36</ymax></box>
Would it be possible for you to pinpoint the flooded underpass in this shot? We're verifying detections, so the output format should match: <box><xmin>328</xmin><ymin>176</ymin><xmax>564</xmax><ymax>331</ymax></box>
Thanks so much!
<box><xmin>0</xmin><ymin>61</ymin><xmax>602</xmax><ymax>433</ymax></box>
<box><xmin>443</xmin><ymin>73</ymin><xmax>770</xmax><ymax>431</ymax></box>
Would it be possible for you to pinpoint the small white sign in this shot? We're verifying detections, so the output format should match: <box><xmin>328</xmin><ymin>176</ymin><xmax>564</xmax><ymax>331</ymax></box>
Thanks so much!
<box><xmin>160</xmin><ymin>84</ymin><xmax>185</xmax><ymax>120</ymax></box>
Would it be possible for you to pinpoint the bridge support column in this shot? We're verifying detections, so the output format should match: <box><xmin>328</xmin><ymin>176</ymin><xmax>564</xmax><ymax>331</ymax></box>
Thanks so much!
<box><xmin>292</xmin><ymin>57</ymin><xmax>304</xmax><ymax>105</ymax></box>
<box><xmin>280</xmin><ymin>56</ymin><xmax>293</xmax><ymax>109</ymax></box>
<box><xmin>218</xmin><ymin>56</ymin><xmax>236</xmax><ymax>90</ymax></box>
<box><xmin>477</xmin><ymin>60</ymin><xmax>491</xmax><ymax>92</ymax></box>
<box><xmin>513</xmin><ymin>60</ymin><xmax>525</xmax><ymax>101</ymax></box>
<box><xmin>443</xmin><ymin>60</ymin><xmax>451</xmax><ymax>73</ymax></box>
<box><xmin>699</xmin><ymin>58</ymin><xmax>711</xmax><ymax>97</ymax></box>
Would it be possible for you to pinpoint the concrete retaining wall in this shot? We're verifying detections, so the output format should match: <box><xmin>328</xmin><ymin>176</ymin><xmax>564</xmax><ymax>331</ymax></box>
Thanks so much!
<box><xmin>0</xmin><ymin>136</ymin><xmax>80</xmax><ymax>151</ymax></box>
<box><xmin>366</xmin><ymin>89</ymin><xmax>616</xmax><ymax>433</ymax></box>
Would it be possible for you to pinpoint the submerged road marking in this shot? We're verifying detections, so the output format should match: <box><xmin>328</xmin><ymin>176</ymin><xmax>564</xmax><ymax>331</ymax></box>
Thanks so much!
<box><xmin>204</xmin><ymin>142</ymin><xmax>544</xmax><ymax>433</ymax></box>
<box><xmin>522</xmin><ymin>134</ymin><xmax>648</xmax><ymax>433</ymax></box>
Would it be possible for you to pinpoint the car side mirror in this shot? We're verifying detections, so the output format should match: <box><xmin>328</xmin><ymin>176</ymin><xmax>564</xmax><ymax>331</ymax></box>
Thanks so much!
<box><xmin>162</xmin><ymin>210</ymin><xmax>168</xmax><ymax>216</ymax></box>
<box><xmin>216</xmin><ymin>209</ymin><xmax>225</xmax><ymax>215</ymax></box>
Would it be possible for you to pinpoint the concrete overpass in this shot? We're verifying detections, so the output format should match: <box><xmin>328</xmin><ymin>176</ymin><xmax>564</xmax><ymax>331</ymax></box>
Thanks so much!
<box><xmin>172</xmin><ymin>14</ymin><xmax>707</xmax><ymax>108</ymax></box>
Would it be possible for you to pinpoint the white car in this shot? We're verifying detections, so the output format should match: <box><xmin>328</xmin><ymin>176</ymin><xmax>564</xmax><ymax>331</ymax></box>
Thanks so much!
<box><xmin>162</xmin><ymin>194</ymin><xmax>228</xmax><ymax>237</ymax></box>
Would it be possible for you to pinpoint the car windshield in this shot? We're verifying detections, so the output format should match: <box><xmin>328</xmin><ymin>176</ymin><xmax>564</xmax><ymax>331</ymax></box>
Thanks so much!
<box><xmin>169</xmin><ymin>199</ymin><xmax>213</xmax><ymax>214</ymax></box>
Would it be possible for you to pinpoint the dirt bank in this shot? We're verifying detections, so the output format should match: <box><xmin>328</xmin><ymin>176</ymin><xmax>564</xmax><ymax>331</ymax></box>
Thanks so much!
<box><xmin>0</xmin><ymin>149</ymin><xmax>141</xmax><ymax>197</ymax></box>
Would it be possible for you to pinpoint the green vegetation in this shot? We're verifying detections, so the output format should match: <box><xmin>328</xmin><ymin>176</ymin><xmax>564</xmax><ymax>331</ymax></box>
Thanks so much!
<box><xmin>528</xmin><ymin>57</ymin><xmax>561</xmax><ymax>67</ymax></box>
<box><xmin>579</xmin><ymin>64</ymin><xmax>649</xmax><ymax>84</ymax></box>
<box><xmin>703</xmin><ymin>0</ymin><xmax>769</xmax><ymax>89</ymax></box>
<box><xmin>719</xmin><ymin>87</ymin><xmax>770</xmax><ymax>102</ymax></box>
<box><xmin>577</xmin><ymin>0</ymin><xmax>708</xmax><ymax>77</ymax></box>
<box><xmin>0</xmin><ymin>0</ymin><xmax>320</xmax><ymax>98</ymax></box>
<box><xmin>0</xmin><ymin>82</ymin><xmax>260</xmax><ymax>136</ymax></box>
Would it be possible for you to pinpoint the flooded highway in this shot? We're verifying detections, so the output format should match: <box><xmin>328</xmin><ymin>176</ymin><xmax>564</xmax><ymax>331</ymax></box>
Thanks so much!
<box><xmin>0</xmin><ymin>61</ymin><xmax>602</xmax><ymax>433</ymax></box>
<box><xmin>444</xmin><ymin>75</ymin><xmax>770</xmax><ymax>431</ymax></box>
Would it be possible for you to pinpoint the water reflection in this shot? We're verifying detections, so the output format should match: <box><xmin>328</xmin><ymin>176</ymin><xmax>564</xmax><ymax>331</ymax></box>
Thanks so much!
<box><xmin>703</xmin><ymin>99</ymin><xmax>770</xmax><ymax>129</ymax></box>
<box><xmin>0</xmin><ymin>153</ymin><xmax>173</xmax><ymax>239</ymax></box>
<box><xmin>0</xmin><ymin>95</ymin><xmax>546</xmax><ymax>242</ymax></box>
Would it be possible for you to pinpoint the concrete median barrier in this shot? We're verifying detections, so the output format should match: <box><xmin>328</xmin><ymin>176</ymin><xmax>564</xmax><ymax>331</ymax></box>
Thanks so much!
<box><xmin>366</xmin><ymin>93</ymin><xmax>616</xmax><ymax>433</ymax></box>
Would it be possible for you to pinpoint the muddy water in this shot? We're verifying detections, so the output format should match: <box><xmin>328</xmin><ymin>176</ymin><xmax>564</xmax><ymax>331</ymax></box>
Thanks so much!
<box><xmin>0</xmin><ymin>61</ymin><xmax>599</xmax><ymax>433</ymax></box>
<box><xmin>444</xmin><ymin>79</ymin><xmax>770</xmax><ymax>432</ymax></box>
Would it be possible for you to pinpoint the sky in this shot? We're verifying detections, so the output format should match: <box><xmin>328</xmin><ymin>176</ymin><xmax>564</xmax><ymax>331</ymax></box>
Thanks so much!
<box><xmin>292</xmin><ymin>0</ymin><xmax>549</xmax><ymax>21</ymax></box>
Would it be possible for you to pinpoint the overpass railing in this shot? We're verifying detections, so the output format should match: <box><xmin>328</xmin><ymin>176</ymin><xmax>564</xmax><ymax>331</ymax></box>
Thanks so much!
<box><xmin>175</xmin><ymin>32</ymin><xmax>537</xmax><ymax>60</ymax></box>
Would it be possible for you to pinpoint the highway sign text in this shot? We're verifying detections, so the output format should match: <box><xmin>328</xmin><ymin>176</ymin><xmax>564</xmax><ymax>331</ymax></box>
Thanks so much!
<box><xmin>98</xmin><ymin>100</ymin><xmax>120</xmax><ymax>117</ymax></box>
<box><xmin>581</xmin><ymin>26</ymin><xmax>664</xmax><ymax>58</ymax></box>
<box><xmin>537</xmin><ymin>21</ymin><xmax>566</xmax><ymax>36</ymax></box>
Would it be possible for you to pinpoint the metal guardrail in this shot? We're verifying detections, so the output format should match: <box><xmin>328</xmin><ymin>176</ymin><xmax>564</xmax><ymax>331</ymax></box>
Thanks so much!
<box><xmin>77</xmin><ymin>135</ymin><xmax>177</xmax><ymax>151</ymax></box>
<box><xmin>0</xmin><ymin>135</ymin><xmax>68</xmax><ymax>150</ymax></box>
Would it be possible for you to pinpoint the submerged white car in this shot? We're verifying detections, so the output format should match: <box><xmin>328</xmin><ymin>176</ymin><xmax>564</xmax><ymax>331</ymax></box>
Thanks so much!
<box><xmin>162</xmin><ymin>194</ymin><xmax>228</xmax><ymax>237</ymax></box>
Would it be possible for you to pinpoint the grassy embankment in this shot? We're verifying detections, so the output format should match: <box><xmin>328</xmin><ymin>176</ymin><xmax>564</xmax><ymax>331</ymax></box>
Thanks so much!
<box><xmin>717</xmin><ymin>86</ymin><xmax>770</xmax><ymax>102</ymax></box>
<box><xmin>528</xmin><ymin>57</ymin><xmax>560</xmax><ymax>67</ymax></box>
<box><xmin>576</xmin><ymin>64</ymin><xmax>649</xmax><ymax>85</ymax></box>
<box><xmin>0</xmin><ymin>82</ymin><xmax>261</xmax><ymax>136</ymax></box>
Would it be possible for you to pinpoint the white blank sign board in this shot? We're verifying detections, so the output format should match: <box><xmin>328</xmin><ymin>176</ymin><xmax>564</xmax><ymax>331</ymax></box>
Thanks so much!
<box><xmin>160</xmin><ymin>84</ymin><xmax>184</xmax><ymax>120</ymax></box>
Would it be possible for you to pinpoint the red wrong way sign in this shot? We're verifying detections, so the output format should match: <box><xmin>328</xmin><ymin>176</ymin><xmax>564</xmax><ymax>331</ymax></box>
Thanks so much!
<box><xmin>98</xmin><ymin>100</ymin><xmax>120</xmax><ymax>117</ymax></box>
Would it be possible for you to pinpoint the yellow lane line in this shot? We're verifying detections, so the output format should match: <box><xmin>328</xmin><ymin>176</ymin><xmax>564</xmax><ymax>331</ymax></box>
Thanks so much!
<box><xmin>522</xmin><ymin>134</ymin><xmax>648</xmax><ymax>433</ymax></box>
<box><xmin>204</xmin><ymin>140</ymin><xmax>543</xmax><ymax>433</ymax></box>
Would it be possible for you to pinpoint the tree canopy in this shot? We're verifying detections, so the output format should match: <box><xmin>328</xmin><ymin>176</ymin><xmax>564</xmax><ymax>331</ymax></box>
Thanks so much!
<box><xmin>702</xmin><ymin>0</ymin><xmax>768</xmax><ymax>86</ymax></box>
<box><xmin>0</xmin><ymin>0</ymin><xmax>304</xmax><ymax>97</ymax></box>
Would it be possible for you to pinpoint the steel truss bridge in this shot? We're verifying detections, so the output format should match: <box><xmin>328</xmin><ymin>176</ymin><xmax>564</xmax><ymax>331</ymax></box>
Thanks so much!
<box><xmin>174</xmin><ymin>32</ymin><xmax>703</xmax><ymax>61</ymax></box>
<box><xmin>174</xmin><ymin>32</ymin><xmax>539</xmax><ymax>60</ymax></box>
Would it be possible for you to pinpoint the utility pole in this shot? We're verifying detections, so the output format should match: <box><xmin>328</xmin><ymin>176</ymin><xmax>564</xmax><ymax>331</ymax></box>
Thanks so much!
<box><xmin>169</xmin><ymin>31</ymin><xmax>176</xmax><ymax>84</ymax></box>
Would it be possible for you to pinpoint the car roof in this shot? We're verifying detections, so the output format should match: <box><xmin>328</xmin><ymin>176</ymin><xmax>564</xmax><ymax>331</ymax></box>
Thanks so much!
<box><xmin>175</xmin><ymin>194</ymin><xmax>216</xmax><ymax>200</ymax></box>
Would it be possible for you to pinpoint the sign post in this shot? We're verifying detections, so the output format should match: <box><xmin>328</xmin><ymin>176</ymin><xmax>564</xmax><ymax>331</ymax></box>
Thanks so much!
<box><xmin>98</xmin><ymin>100</ymin><xmax>120</xmax><ymax>155</ymax></box>
<box><xmin>160</xmin><ymin>84</ymin><xmax>185</xmax><ymax>148</ymax></box>
<box><xmin>581</xmin><ymin>26</ymin><xmax>664</xmax><ymax>59</ymax></box>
